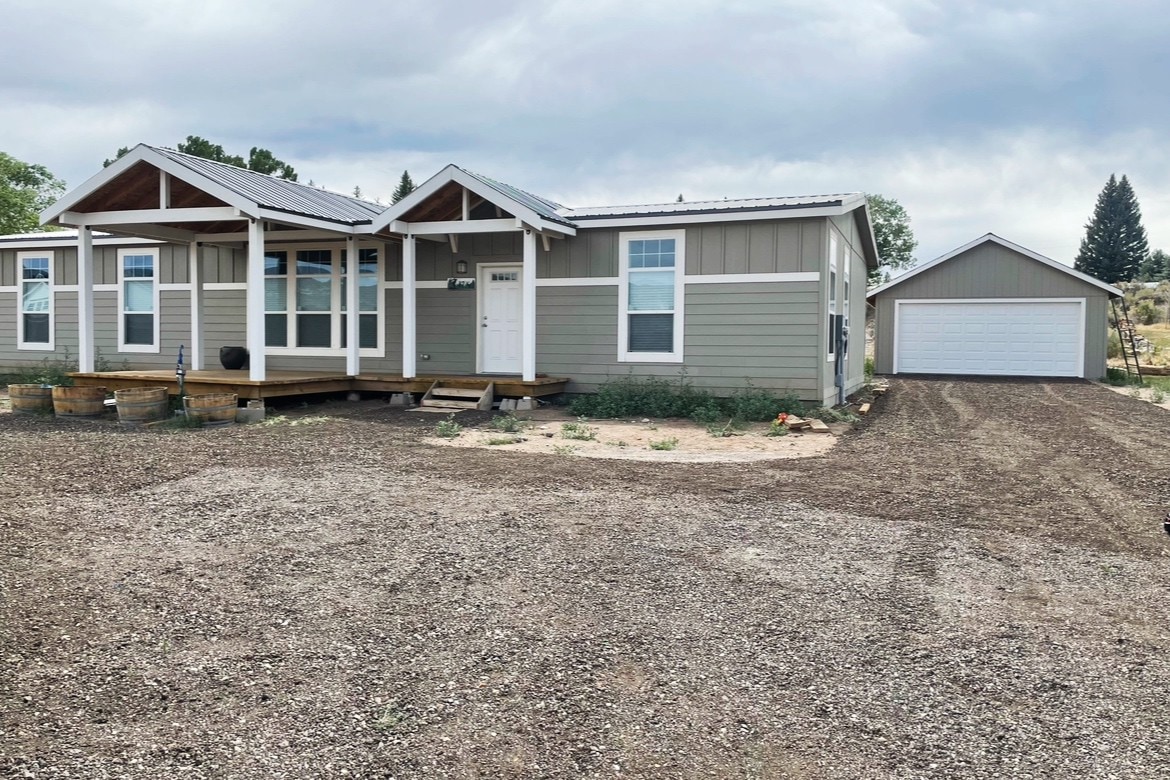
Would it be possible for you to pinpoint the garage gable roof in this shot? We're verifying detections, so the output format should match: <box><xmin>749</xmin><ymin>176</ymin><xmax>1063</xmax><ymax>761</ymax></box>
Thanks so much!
<box><xmin>867</xmin><ymin>233</ymin><xmax>1122</xmax><ymax>299</ymax></box>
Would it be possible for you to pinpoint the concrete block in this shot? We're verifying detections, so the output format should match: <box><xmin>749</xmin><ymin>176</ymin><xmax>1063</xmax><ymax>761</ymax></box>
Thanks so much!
<box><xmin>236</xmin><ymin>407</ymin><xmax>266</xmax><ymax>424</ymax></box>
<box><xmin>347</xmin><ymin>391</ymin><xmax>361</xmax><ymax>402</ymax></box>
<box><xmin>499</xmin><ymin>398</ymin><xmax>517</xmax><ymax>411</ymax></box>
<box><xmin>389</xmin><ymin>393</ymin><xmax>409</xmax><ymax>407</ymax></box>
<box><xmin>515</xmin><ymin>397</ymin><xmax>535</xmax><ymax>411</ymax></box>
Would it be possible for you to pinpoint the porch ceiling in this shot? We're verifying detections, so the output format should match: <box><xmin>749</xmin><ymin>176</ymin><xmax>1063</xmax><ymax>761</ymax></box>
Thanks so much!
<box><xmin>72</xmin><ymin>161</ymin><xmax>229</xmax><ymax>213</ymax></box>
<box><xmin>397</xmin><ymin>180</ymin><xmax>497</xmax><ymax>223</ymax></box>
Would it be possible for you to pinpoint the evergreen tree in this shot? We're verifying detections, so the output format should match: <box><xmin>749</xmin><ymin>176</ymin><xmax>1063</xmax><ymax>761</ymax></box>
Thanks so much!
<box><xmin>1074</xmin><ymin>174</ymin><xmax>1149</xmax><ymax>283</ymax></box>
<box><xmin>391</xmin><ymin>171</ymin><xmax>416</xmax><ymax>204</ymax></box>
<box><xmin>1137</xmin><ymin>249</ymin><xmax>1169</xmax><ymax>281</ymax></box>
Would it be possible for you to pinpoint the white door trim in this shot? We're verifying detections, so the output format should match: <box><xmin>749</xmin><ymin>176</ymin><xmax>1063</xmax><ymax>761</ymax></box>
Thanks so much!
<box><xmin>476</xmin><ymin>262</ymin><xmax>523</xmax><ymax>374</ymax></box>
<box><xmin>892</xmin><ymin>297</ymin><xmax>1086</xmax><ymax>378</ymax></box>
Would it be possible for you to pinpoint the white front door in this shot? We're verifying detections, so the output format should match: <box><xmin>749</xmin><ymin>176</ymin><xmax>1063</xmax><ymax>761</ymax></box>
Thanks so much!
<box><xmin>479</xmin><ymin>265</ymin><xmax>523</xmax><ymax>374</ymax></box>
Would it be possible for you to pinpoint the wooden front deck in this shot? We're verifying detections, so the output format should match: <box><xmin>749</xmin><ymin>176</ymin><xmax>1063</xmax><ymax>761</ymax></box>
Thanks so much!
<box><xmin>68</xmin><ymin>369</ymin><xmax>570</xmax><ymax>401</ymax></box>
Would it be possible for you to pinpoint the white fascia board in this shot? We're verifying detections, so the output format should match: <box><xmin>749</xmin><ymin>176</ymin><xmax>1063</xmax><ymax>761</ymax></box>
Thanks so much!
<box><xmin>0</xmin><ymin>235</ymin><xmax>163</xmax><ymax>249</ymax></box>
<box><xmin>61</xmin><ymin>207</ymin><xmax>242</xmax><ymax>225</ymax></box>
<box><xmin>569</xmin><ymin>204</ymin><xmax>848</xmax><ymax>229</ymax></box>
<box><xmin>867</xmin><ymin>233</ymin><xmax>1123</xmax><ymax>299</ymax></box>
<box><xmin>372</xmin><ymin>165</ymin><xmax>577</xmax><ymax>236</ymax></box>
<box><xmin>371</xmin><ymin>164</ymin><xmax>461</xmax><ymax>231</ymax></box>
<box><xmin>402</xmin><ymin>218</ymin><xmax>519</xmax><ymax>235</ymax></box>
<box><xmin>43</xmin><ymin>144</ymin><xmax>259</xmax><ymax>225</ymax></box>
<box><xmin>255</xmin><ymin>208</ymin><xmax>362</xmax><ymax>235</ymax></box>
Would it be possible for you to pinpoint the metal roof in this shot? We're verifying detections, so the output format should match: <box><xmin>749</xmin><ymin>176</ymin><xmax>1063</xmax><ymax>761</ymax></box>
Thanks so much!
<box><xmin>561</xmin><ymin>193</ymin><xmax>862</xmax><ymax>220</ymax></box>
<box><xmin>458</xmin><ymin>168</ymin><xmax>576</xmax><ymax>228</ymax></box>
<box><xmin>148</xmin><ymin>146</ymin><xmax>384</xmax><ymax>226</ymax></box>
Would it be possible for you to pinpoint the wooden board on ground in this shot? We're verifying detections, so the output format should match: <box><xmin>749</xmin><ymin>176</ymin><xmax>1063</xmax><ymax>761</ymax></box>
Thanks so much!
<box><xmin>807</xmin><ymin>418</ymin><xmax>832</xmax><ymax>433</ymax></box>
<box><xmin>785</xmin><ymin>417</ymin><xmax>812</xmax><ymax>430</ymax></box>
<box><xmin>858</xmin><ymin>403</ymin><xmax>871</xmax><ymax>415</ymax></box>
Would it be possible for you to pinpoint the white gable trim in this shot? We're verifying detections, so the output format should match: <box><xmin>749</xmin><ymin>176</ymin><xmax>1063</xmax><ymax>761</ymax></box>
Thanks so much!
<box><xmin>373</xmin><ymin>165</ymin><xmax>576</xmax><ymax>237</ymax></box>
<box><xmin>868</xmin><ymin>233</ymin><xmax>1123</xmax><ymax>298</ymax></box>
<box><xmin>42</xmin><ymin>144</ymin><xmax>259</xmax><ymax>226</ymax></box>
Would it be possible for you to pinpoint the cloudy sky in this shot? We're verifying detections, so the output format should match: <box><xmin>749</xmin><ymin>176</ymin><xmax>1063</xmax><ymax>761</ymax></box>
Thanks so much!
<box><xmin>2</xmin><ymin>0</ymin><xmax>1168</xmax><ymax>266</ymax></box>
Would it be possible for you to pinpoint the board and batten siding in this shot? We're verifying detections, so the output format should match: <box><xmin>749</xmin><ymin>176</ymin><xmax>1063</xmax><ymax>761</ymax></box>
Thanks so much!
<box><xmin>871</xmin><ymin>241</ymin><xmax>1111</xmax><ymax>377</ymax></box>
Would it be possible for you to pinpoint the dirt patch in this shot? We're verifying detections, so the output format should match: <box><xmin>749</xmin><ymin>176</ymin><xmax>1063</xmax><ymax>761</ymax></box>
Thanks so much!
<box><xmin>426</xmin><ymin>408</ymin><xmax>839</xmax><ymax>462</ymax></box>
<box><xmin>2</xmin><ymin>379</ymin><xmax>1170</xmax><ymax>778</ymax></box>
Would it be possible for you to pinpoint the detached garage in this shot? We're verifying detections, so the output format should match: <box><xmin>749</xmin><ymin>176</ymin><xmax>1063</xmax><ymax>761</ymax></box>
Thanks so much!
<box><xmin>868</xmin><ymin>234</ymin><xmax>1122</xmax><ymax>379</ymax></box>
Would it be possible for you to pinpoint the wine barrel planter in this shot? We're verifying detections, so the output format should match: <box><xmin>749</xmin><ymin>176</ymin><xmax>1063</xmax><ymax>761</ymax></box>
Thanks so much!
<box><xmin>115</xmin><ymin>386</ymin><xmax>170</xmax><ymax>426</ymax></box>
<box><xmin>52</xmin><ymin>385</ymin><xmax>109</xmax><ymax>418</ymax></box>
<box><xmin>183</xmin><ymin>393</ymin><xmax>238</xmax><ymax>428</ymax></box>
<box><xmin>8</xmin><ymin>384</ymin><xmax>55</xmax><ymax>414</ymax></box>
<box><xmin>219</xmin><ymin>346</ymin><xmax>249</xmax><ymax>370</ymax></box>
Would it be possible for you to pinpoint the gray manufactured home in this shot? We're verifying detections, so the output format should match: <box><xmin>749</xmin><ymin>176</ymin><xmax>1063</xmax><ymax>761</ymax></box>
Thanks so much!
<box><xmin>2</xmin><ymin>144</ymin><xmax>877</xmax><ymax>404</ymax></box>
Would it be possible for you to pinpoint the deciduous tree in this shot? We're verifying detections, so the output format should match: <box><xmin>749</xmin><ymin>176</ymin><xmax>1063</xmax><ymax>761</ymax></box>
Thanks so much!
<box><xmin>0</xmin><ymin>152</ymin><xmax>65</xmax><ymax>234</ymax></box>
<box><xmin>865</xmin><ymin>193</ymin><xmax>917</xmax><ymax>284</ymax></box>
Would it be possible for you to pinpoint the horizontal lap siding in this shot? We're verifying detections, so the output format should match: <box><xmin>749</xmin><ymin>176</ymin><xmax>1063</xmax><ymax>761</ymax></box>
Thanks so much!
<box><xmin>536</xmin><ymin>282</ymin><xmax>821</xmax><ymax>398</ymax></box>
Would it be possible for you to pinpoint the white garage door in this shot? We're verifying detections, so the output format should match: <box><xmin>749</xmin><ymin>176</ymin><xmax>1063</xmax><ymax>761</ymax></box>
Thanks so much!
<box><xmin>895</xmin><ymin>300</ymin><xmax>1084</xmax><ymax>377</ymax></box>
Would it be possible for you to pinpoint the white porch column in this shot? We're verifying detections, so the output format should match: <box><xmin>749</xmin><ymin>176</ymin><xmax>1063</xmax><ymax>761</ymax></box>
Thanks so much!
<box><xmin>345</xmin><ymin>235</ymin><xmax>360</xmax><ymax>376</ymax></box>
<box><xmin>77</xmin><ymin>227</ymin><xmax>95</xmax><ymax>373</ymax></box>
<box><xmin>522</xmin><ymin>228</ymin><xmax>537</xmax><ymax>382</ymax></box>
<box><xmin>188</xmin><ymin>241</ymin><xmax>204</xmax><ymax>370</ymax></box>
<box><xmin>246</xmin><ymin>219</ymin><xmax>267</xmax><ymax>381</ymax></box>
<box><xmin>402</xmin><ymin>235</ymin><xmax>417</xmax><ymax>379</ymax></box>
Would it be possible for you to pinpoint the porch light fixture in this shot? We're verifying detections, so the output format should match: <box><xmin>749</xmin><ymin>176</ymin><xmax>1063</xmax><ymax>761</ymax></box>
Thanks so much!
<box><xmin>455</xmin><ymin>260</ymin><xmax>468</xmax><ymax>274</ymax></box>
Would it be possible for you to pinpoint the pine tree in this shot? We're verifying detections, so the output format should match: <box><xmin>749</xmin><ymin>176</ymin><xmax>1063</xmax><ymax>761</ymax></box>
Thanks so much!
<box><xmin>392</xmin><ymin>171</ymin><xmax>416</xmax><ymax>204</ymax></box>
<box><xmin>1074</xmin><ymin>174</ymin><xmax>1150</xmax><ymax>283</ymax></box>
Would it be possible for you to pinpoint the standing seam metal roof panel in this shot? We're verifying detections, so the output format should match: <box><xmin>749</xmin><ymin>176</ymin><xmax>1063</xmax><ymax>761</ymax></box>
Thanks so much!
<box><xmin>458</xmin><ymin>168</ymin><xmax>576</xmax><ymax>228</ymax></box>
<box><xmin>149</xmin><ymin>146</ymin><xmax>384</xmax><ymax>225</ymax></box>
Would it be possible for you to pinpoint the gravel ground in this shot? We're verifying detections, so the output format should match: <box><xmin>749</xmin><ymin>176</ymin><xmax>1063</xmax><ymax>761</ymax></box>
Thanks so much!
<box><xmin>1</xmin><ymin>377</ymin><xmax>1169</xmax><ymax>779</ymax></box>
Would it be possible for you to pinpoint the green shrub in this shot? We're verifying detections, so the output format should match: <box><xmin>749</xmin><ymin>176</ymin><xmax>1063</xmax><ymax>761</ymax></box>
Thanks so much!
<box><xmin>435</xmin><ymin>414</ymin><xmax>462</xmax><ymax>438</ymax></box>
<box><xmin>485</xmin><ymin>435</ymin><xmax>521</xmax><ymax>445</ymax></box>
<box><xmin>649</xmin><ymin>437</ymin><xmax>679</xmax><ymax>451</ymax></box>
<box><xmin>689</xmin><ymin>402</ymin><xmax>724</xmax><ymax>424</ymax></box>
<box><xmin>1107</xmin><ymin>331</ymin><xmax>1122</xmax><ymax>360</ymax></box>
<box><xmin>1104</xmin><ymin>367</ymin><xmax>1141</xmax><ymax>386</ymax></box>
<box><xmin>807</xmin><ymin>406</ymin><xmax>860</xmax><ymax>424</ymax></box>
<box><xmin>864</xmin><ymin>356</ymin><xmax>875</xmax><ymax>380</ymax></box>
<box><xmin>560</xmin><ymin>419</ymin><xmax>597</xmax><ymax>441</ymax></box>
<box><xmin>569</xmin><ymin>374</ymin><xmax>805</xmax><ymax>422</ymax></box>
<box><xmin>725</xmin><ymin>383</ymin><xmax>805</xmax><ymax>422</ymax></box>
<box><xmin>488</xmin><ymin>412</ymin><xmax>527</xmax><ymax>433</ymax></box>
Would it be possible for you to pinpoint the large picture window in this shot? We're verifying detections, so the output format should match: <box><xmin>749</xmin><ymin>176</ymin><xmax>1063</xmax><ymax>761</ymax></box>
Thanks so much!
<box><xmin>18</xmin><ymin>252</ymin><xmax>53</xmax><ymax>350</ymax></box>
<box><xmin>119</xmin><ymin>248</ymin><xmax>159</xmax><ymax>352</ymax></box>
<box><xmin>263</xmin><ymin>246</ymin><xmax>383</xmax><ymax>355</ymax></box>
<box><xmin>618</xmin><ymin>230</ymin><xmax>685</xmax><ymax>363</ymax></box>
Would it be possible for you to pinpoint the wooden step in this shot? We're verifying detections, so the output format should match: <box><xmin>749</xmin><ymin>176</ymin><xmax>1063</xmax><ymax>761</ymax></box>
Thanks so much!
<box><xmin>420</xmin><ymin>398</ymin><xmax>479</xmax><ymax>409</ymax></box>
<box><xmin>420</xmin><ymin>380</ymin><xmax>494</xmax><ymax>411</ymax></box>
<box><xmin>429</xmin><ymin>386</ymin><xmax>485</xmax><ymax>399</ymax></box>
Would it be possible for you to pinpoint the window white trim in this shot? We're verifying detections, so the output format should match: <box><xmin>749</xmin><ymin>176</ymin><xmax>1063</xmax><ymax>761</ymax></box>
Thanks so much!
<box><xmin>17</xmin><ymin>251</ymin><xmax>55</xmax><ymax>351</ymax></box>
<box><xmin>262</xmin><ymin>243</ymin><xmax>386</xmax><ymax>358</ymax></box>
<box><xmin>117</xmin><ymin>247</ymin><xmax>161</xmax><ymax>353</ymax></box>
<box><xmin>827</xmin><ymin>234</ymin><xmax>838</xmax><ymax>363</ymax></box>
<box><xmin>843</xmin><ymin>248</ymin><xmax>852</xmax><ymax>359</ymax></box>
<box><xmin>618</xmin><ymin>229</ymin><xmax>685</xmax><ymax>363</ymax></box>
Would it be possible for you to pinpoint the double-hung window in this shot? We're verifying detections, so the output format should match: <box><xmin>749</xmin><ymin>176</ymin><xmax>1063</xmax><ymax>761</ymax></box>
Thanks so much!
<box><xmin>18</xmin><ymin>252</ymin><xmax>53</xmax><ymax>350</ymax></box>
<box><xmin>119</xmin><ymin>248</ymin><xmax>159</xmax><ymax>352</ymax></box>
<box><xmin>263</xmin><ymin>245</ymin><xmax>383</xmax><ymax>355</ymax></box>
<box><xmin>618</xmin><ymin>230</ymin><xmax>685</xmax><ymax>362</ymax></box>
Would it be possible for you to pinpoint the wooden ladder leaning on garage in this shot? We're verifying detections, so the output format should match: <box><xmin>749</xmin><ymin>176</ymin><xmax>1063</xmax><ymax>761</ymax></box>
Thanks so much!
<box><xmin>1110</xmin><ymin>298</ymin><xmax>1144</xmax><ymax>383</ymax></box>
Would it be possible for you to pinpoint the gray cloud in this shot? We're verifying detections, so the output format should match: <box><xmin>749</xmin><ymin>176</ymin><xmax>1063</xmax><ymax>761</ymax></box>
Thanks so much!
<box><xmin>2</xmin><ymin>0</ymin><xmax>1168</xmax><ymax>264</ymax></box>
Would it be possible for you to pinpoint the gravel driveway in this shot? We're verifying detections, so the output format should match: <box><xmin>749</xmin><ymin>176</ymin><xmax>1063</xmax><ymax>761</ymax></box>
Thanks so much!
<box><xmin>2</xmin><ymin>378</ymin><xmax>1168</xmax><ymax>779</ymax></box>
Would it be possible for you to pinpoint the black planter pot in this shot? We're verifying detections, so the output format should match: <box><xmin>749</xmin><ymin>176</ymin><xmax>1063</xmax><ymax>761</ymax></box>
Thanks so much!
<box><xmin>219</xmin><ymin>346</ymin><xmax>249</xmax><ymax>370</ymax></box>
